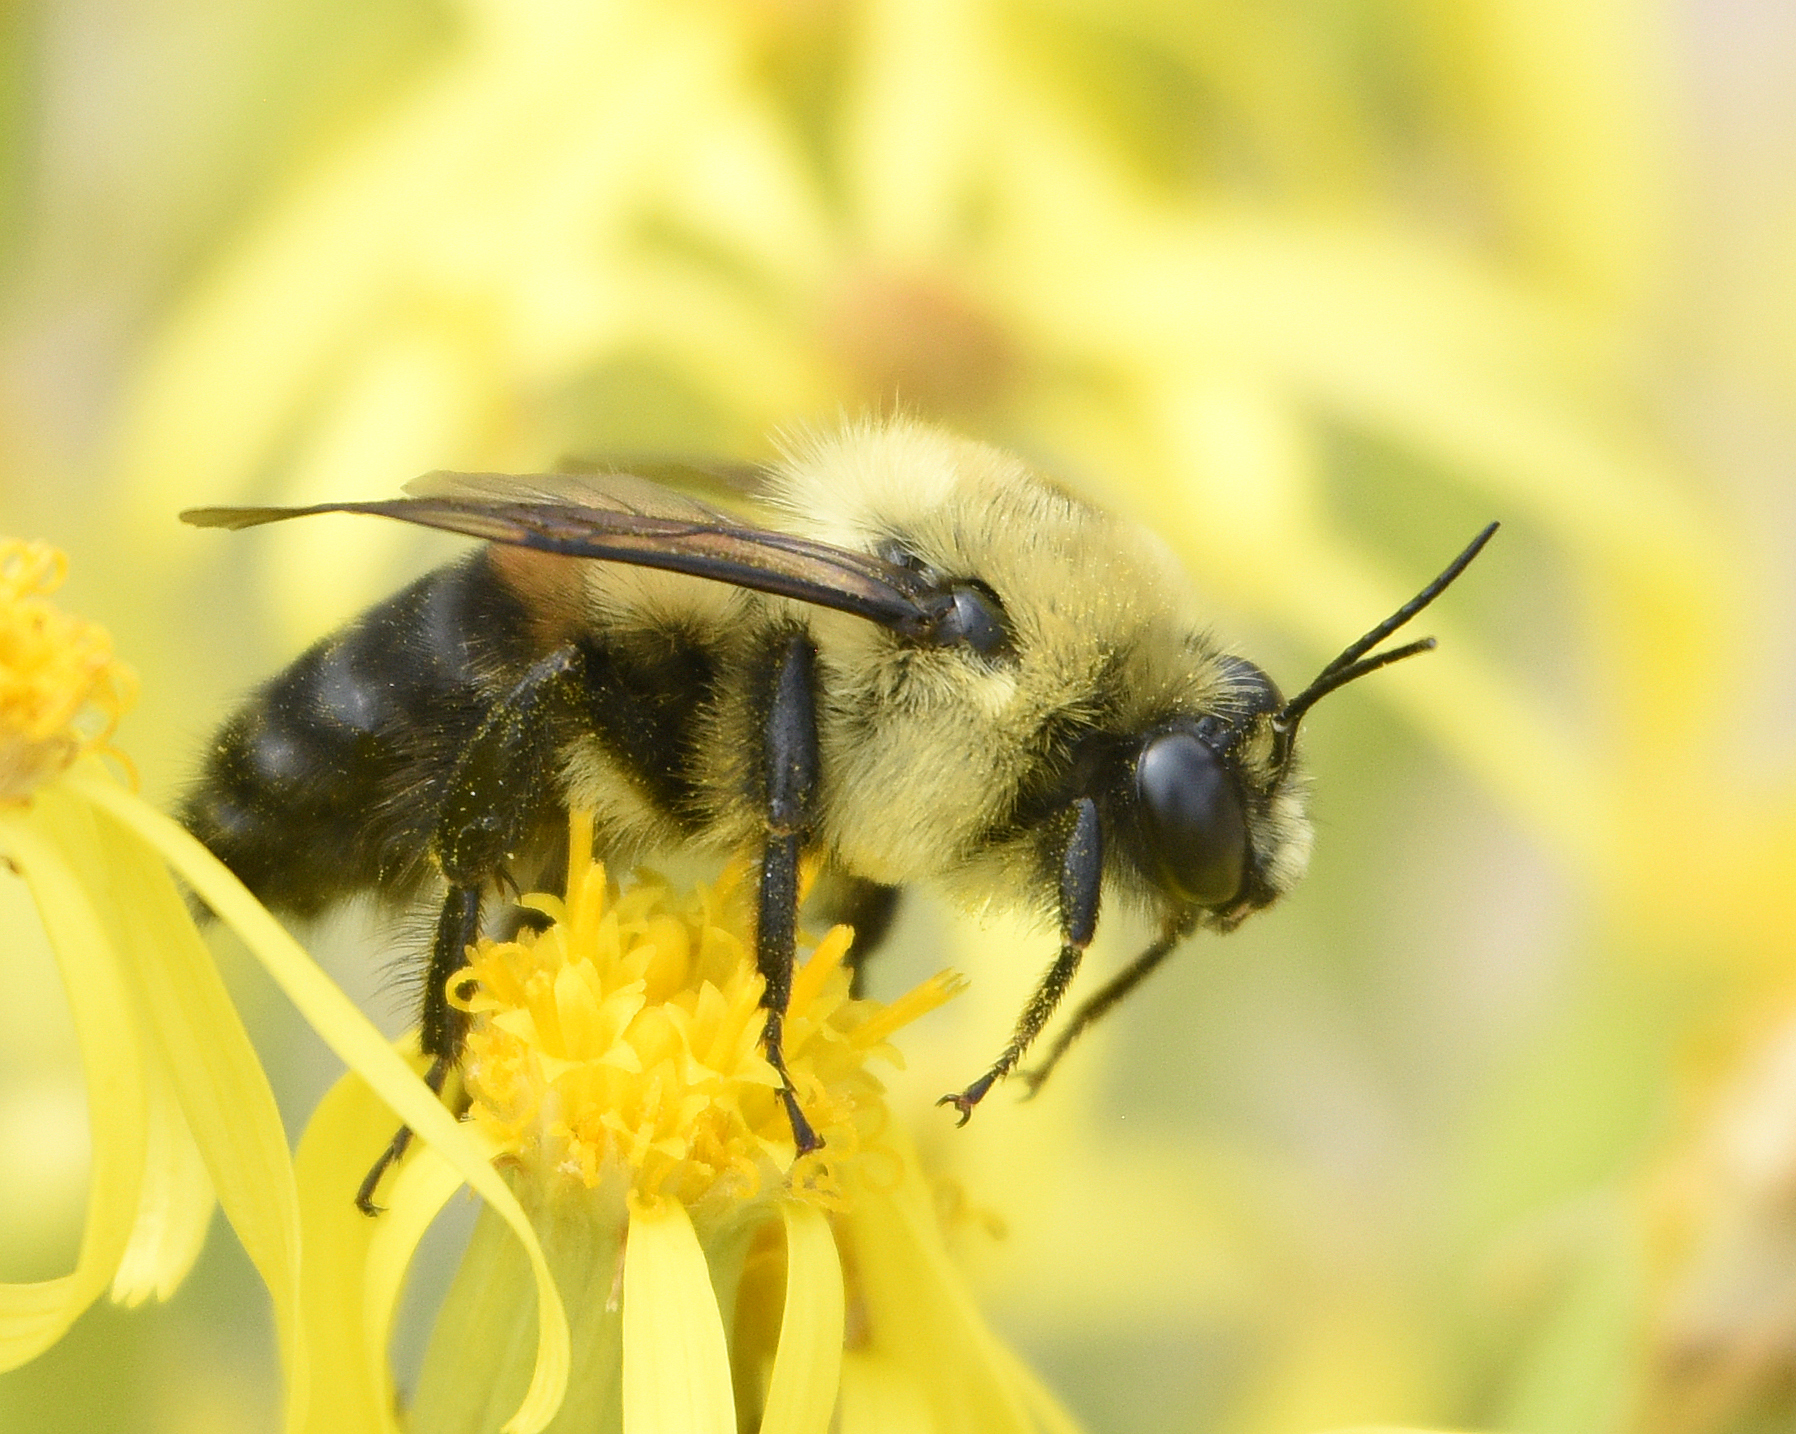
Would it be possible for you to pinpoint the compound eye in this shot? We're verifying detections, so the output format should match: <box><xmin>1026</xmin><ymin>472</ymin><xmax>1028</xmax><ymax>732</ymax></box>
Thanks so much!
<box><xmin>939</xmin><ymin>582</ymin><xmax>1011</xmax><ymax>657</ymax></box>
<box><xmin>1135</xmin><ymin>730</ymin><xmax>1247</xmax><ymax>907</ymax></box>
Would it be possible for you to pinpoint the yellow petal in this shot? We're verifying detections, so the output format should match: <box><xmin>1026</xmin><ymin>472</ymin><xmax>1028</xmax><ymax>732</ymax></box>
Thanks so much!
<box><xmin>365</xmin><ymin>1129</ymin><xmax>484</xmax><ymax>1382</ymax></box>
<box><xmin>0</xmin><ymin>805</ymin><xmax>146</xmax><ymax>1368</ymax></box>
<box><xmin>292</xmin><ymin>1062</ymin><xmax>469</xmax><ymax>1434</ymax></box>
<box><xmin>841</xmin><ymin>1125</ymin><xmax>1038</xmax><ymax>1434</ymax></box>
<box><xmin>622</xmin><ymin>1197</ymin><xmax>734</xmax><ymax>1434</ymax></box>
<box><xmin>81</xmin><ymin>787</ymin><xmax>307</xmax><ymax>1426</ymax></box>
<box><xmin>292</xmin><ymin>1069</ymin><xmax>406</xmax><ymax>1434</ymax></box>
<box><xmin>835</xmin><ymin>1350</ymin><xmax>932</xmax><ymax>1434</ymax></box>
<box><xmin>35</xmin><ymin>802</ymin><xmax>219</xmax><ymax>1311</ymax></box>
<box><xmin>70</xmin><ymin>766</ymin><xmax>570</xmax><ymax>1434</ymax></box>
<box><xmin>108</xmin><ymin>1045</ymin><xmax>215</xmax><ymax>1307</ymax></box>
<box><xmin>759</xmin><ymin>1199</ymin><xmax>844</xmax><ymax>1434</ymax></box>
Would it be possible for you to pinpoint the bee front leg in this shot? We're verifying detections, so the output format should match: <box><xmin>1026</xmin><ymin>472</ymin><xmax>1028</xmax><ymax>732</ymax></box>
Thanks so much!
<box><xmin>756</xmin><ymin>631</ymin><xmax>824</xmax><ymax>1156</ymax></box>
<box><xmin>940</xmin><ymin>796</ymin><xmax>1103</xmax><ymax>1124</ymax></box>
<box><xmin>356</xmin><ymin>646</ymin><xmax>584</xmax><ymax>1215</ymax></box>
<box><xmin>1018</xmin><ymin>911</ymin><xmax>1196</xmax><ymax>1097</ymax></box>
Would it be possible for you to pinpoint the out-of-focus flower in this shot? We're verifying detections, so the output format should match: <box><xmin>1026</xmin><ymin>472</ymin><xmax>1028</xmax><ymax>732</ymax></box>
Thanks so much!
<box><xmin>290</xmin><ymin>810</ymin><xmax>1072</xmax><ymax>1433</ymax></box>
<box><xmin>0</xmin><ymin>539</ymin><xmax>574</xmax><ymax>1432</ymax></box>
<box><xmin>1632</xmin><ymin>1007</ymin><xmax>1796</xmax><ymax>1434</ymax></box>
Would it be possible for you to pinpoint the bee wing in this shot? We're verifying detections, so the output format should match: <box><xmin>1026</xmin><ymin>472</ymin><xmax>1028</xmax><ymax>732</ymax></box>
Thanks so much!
<box><xmin>553</xmin><ymin>455</ymin><xmax>773</xmax><ymax>508</ymax></box>
<box><xmin>404</xmin><ymin>469</ymin><xmax>743</xmax><ymax>523</ymax></box>
<box><xmin>181</xmin><ymin>487</ymin><xmax>947</xmax><ymax>638</ymax></box>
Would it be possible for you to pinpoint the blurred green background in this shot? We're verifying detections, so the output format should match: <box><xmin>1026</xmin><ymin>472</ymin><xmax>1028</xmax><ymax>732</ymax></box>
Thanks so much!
<box><xmin>2</xmin><ymin>1</ymin><xmax>1794</xmax><ymax>1431</ymax></box>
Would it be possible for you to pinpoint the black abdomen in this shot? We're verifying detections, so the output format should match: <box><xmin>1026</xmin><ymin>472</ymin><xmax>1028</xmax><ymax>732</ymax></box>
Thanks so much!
<box><xmin>182</xmin><ymin>553</ymin><xmax>535</xmax><ymax>915</ymax></box>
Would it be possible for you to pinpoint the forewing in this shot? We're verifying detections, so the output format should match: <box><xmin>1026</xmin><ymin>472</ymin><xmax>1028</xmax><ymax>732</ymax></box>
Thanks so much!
<box><xmin>181</xmin><ymin>489</ymin><xmax>946</xmax><ymax>638</ymax></box>
<box><xmin>405</xmin><ymin>469</ymin><xmax>736</xmax><ymax>523</ymax></box>
<box><xmin>554</xmin><ymin>456</ymin><xmax>774</xmax><ymax>511</ymax></box>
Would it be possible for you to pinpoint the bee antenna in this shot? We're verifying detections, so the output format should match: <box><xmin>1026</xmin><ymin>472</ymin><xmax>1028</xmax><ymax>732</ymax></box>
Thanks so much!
<box><xmin>1273</xmin><ymin>521</ymin><xmax>1498</xmax><ymax>737</ymax></box>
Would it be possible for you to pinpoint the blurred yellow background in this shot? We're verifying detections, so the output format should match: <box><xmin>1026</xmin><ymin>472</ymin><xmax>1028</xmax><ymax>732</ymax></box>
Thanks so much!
<box><xmin>1</xmin><ymin>1</ymin><xmax>1793</xmax><ymax>1431</ymax></box>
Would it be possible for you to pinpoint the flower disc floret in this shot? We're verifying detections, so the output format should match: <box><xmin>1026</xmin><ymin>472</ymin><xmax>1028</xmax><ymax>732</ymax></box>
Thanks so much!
<box><xmin>0</xmin><ymin>540</ymin><xmax>136</xmax><ymax>800</ymax></box>
<box><xmin>454</xmin><ymin>811</ymin><xmax>961</xmax><ymax>1215</ymax></box>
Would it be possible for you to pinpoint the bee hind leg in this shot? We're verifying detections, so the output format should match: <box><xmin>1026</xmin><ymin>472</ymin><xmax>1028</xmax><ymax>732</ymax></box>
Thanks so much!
<box><xmin>811</xmin><ymin>875</ymin><xmax>902</xmax><ymax>997</ymax></box>
<box><xmin>357</xmin><ymin>647</ymin><xmax>584</xmax><ymax>1215</ymax></box>
<box><xmin>939</xmin><ymin>796</ymin><xmax>1102</xmax><ymax>1125</ymax></box>
<box><xmin>355</xmin><ymin>884</ymin><xmax>481</xmax><ymax>1215</ymax></box>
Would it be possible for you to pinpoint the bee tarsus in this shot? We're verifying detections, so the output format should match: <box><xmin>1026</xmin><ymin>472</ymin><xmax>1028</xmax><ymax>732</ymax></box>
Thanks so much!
<box><xmin>1017</xmin><ymin>914</ymin><xmax>1194</xmax><ymax>1098</ymax></box>
<box><xmin>941</xmin><ymin>796</ymin><xmax>1102</xmax><ymax>1121</ymax></box>
<box><xmin>354</xmin><ymin>1052</ymin><xmax>456</xmax><ymax>1216</ymax></box>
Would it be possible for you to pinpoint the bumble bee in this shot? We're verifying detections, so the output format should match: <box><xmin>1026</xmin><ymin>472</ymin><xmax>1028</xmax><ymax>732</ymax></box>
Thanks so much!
<box><xmin>181</xmin><ymin>418</ymin><xmax>1495</xmax><ymax>1211</ymax></box>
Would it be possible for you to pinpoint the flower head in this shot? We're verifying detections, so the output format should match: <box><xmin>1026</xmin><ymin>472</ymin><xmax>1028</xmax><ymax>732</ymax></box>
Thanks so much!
<box><xmin>300</xmin><ymin>812</ymin><xmax>1075</xmax><ymax>1434</ymax></box>
<box><xmin>0</xmin><ymin>539</ymin><xmax>135</xmax><ymax>800</ymax></box>
<box><xmin>456</xmin><ymin>810</ymin><xmax>959</xmax><ymax>1218</ymax></box>
<box><xmin>1</xmin><ymin>541</ymin><xmax>572</xmax><ymax>1434</ymax></box>
<box><xmin>0</xmin><ymin>538</ymin><xmax>293</xmax><ymax>1396</ymax></box>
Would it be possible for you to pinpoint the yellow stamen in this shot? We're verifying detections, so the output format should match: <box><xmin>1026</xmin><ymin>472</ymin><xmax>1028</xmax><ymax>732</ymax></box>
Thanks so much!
<box><xmin>788</xmin><ymin>924</ymin><xmax>854</xmax><ymax>1019</ymax></box>
<box><xmin>0</xmin><ymin>540</ymin><xmax>137</xmax><ymax>800</ymax></box>
<box><xmin>849</xmin><ymin>970</ymin><xmax>971</xmax><ymax>1051</ymax></box>
<box><xmin>454</xmin><ymin>814</ymin><xmax>961</xmax><ymax>1215</ymax></box>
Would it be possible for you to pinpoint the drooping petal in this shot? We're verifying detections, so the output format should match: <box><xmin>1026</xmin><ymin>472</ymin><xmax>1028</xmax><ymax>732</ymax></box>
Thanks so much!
<box><xmin>841</xmin><ymin>1125</ymin><xmax>1035</xmax><ymax>1434</ymax></box>
<box><xmin>364</xmin><ymin>1133</ymin><xmax>478</xmax><ymax>1389</ymax></box>
<box><xmin>759</xmin><ymin>1199</ymin><xmax>844</xmax><ymax>1434</ymax></box>
<box><xmin>107</xmin><ymin>1042</ymin><xmax>215</xmax><ymax>1307</ymax></box>
<box><xmin>621</xmin><ymin>1197</ymin><xmax>734</xmax><ymax>1434</ymax></box>
<box><xmin>292</xmin><ymin>1070</ymin><xmax>407</xmax><ymax>1434</ymax></box>
<box><xmin>80</xmin><ymin>789</ymin><xmax>305</xmax><ymax>1424</ymax></box>
<box><xmin>71</xmin><ymin>767</ymin><xmax>571</xmax><ymax>1434</ymax></box>
<box><xmin>292</xmin><ymin>1063</ymin><xmax>469</xmax><ymax>1434</ymax></box>
<box><xmin>0</xmin><ymin>806</ymin><xmax>147</xmax><ymax>1368</ymax></box>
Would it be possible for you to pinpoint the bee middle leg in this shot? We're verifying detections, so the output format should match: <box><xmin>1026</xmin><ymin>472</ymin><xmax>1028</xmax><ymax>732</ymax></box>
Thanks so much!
<box><xmin>356</xmin><ymin>647</ymin><xmax>583</xmax><ymax>1215</ymax></box>
<box><xmin>939</xmin><ymin>796</ymin><xmax>1102</xmax><ymax>1124</ymax></box>
<box><xmin>754</xmin><ymin>630</ymin><xmax>824</xmax><ymax>1155</ymax></box>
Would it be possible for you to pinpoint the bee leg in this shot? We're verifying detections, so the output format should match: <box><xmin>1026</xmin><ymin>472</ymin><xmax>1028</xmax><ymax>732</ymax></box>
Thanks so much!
<box><xmin>756</xmin><ymin>632</ymin><xmax>824</xmax><ymax>1156</ymax></box>
<box><xmin>939</xmin><ymin>796</ymin><xmax>1102</xmax><ymax>1125</ymax></box>
<box><xmin>354</xmin><ymin>884</ymin><xmax>482</xmax><ymax>1215</ymax></box>
<box><xmin>357</xmin><ymin>647</ymin><xmax>584</xmax><ymax>1214</ymax></box>
<box><xmin>353</xmin><ymin>1046</ymin><xmax>459</xmax><ymax>1215</ymax></box>
<box><xmin>818</xmin><ymin>877</ymin><xmax>903</xmax><ymax>996</ymax></box>
<box><xmin>1018</xmin><ymin>912</ymin><xmax>1195</xmax><ymax>1098</ymax></box>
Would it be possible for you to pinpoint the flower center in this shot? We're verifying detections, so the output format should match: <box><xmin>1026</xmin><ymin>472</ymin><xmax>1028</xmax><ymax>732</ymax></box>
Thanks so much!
<box><xmin>454</xmin><ymin>811</ymin><xmax>963</xmax><ymax>1214</ymax></box>
<box><xmin>0</xmin><ymin>540</ymin><xmax>135</xmax><ymax>801</ymax></box>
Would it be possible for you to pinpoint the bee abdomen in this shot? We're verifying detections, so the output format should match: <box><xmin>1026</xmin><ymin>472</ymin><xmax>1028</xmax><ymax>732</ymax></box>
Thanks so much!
<box><xmin>182</xmin><ymin>553</ymin><xmax>533</xmax><ymax>915</ymax></box>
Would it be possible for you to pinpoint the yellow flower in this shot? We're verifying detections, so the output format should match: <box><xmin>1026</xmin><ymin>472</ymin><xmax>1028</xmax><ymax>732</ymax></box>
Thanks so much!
<box><xmin>0</xmin><ymin>541</ymin><xmax>572</xmax><ymax>1434</ymax></box>
<box><xmin>0</xmin><ymin>537</ymin><xmax>300</xmax><ymax>1405</ymax></box>
<box><xmin>294</xmin><ymin>811</ymin><xmax>1078</xmax><ymax>1433</ymax></box>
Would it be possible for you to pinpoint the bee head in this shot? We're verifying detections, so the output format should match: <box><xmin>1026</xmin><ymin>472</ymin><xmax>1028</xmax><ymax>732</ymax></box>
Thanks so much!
<box><xmin>1131</xmin><ymin>521</ymin><xmax>1498</xmax><ymax>925</ymax></box>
